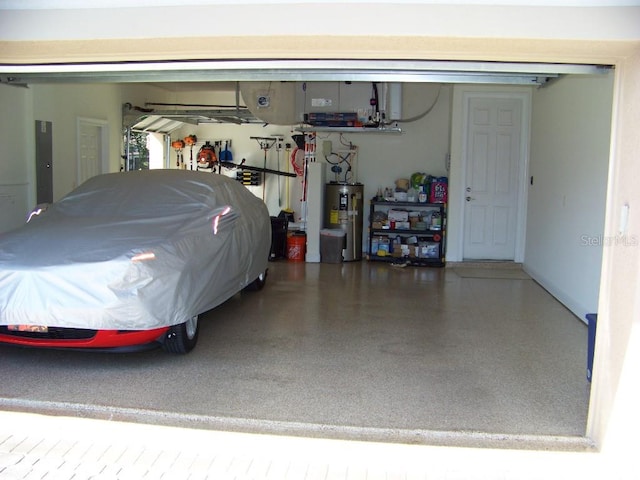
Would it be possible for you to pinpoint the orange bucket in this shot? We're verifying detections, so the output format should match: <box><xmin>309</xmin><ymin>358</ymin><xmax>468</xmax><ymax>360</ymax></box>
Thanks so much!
<box><xmin>286</xmin><ymin>232</ymin><xmax>306</xmax><ymax>262</ymax></box>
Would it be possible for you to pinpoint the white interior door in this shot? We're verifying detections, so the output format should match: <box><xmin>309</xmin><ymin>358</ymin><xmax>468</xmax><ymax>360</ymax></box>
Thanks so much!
<box><xmin>463</xmin><ymin>96</ymin><xmax>523</xmax><ymax>260</ymax></box>
<box><xmin>77</xmin><ymin>118</ymin><xmax>108</xmax><ymax>187</ymax></box>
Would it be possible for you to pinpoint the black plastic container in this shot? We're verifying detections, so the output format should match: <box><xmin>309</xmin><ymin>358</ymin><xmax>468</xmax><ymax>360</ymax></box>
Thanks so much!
<box><xmin>270</xmin><ymin>217</ymin><xmax>288</xmax><ymax>260</ymax></box>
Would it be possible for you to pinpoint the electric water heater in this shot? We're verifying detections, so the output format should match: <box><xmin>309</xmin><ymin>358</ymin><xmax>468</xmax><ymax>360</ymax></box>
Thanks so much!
<box><xmin>323</xmin><ymin>182</ymin><xmax>364</xmax><ymax>261</ymax></box>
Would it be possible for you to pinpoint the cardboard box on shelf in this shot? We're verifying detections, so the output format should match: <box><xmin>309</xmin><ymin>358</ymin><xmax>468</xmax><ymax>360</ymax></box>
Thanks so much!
<box><xmin>393</xmin><ymin>243</ymin><xmax>411</xmax><ymax>258</ymax></box>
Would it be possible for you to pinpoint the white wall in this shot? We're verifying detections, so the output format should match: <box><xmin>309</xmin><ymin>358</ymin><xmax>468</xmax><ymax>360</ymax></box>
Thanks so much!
<box><xmin>163</xmin><ymin>83</ymin><xmax>451</xmax><ymax>238</ymax></box>
<box><xmin>31</xmin><ymin>83</ymin><xmax>122</xmax><ymax>199</ymax></box>
<box><xmin>0</xmin><ymin>82</ymin><xmax>179</xmax><ymax>230</ymax></box>
<box><xmin>2</xmin><ymin>3</ymin><xmax>638</xmax><ymax>43</ymax></box>
<box><xmin>28</xmin><ymin>82</ymin><xmax>179</xmax><ymax>201</ymax></box>
<box><xmin>0</xmin><ymin>85</ymin><xmax>34</xmax><ymax>233</ymax></box>
<box><xmin>344</xmin><ymin>83</ymin><xmax>451</xmax><ymax>208</ymax></box>
<box><xmin>525</xmin><ymin>73</ymin><xmax>614</xmax><ymax>321</ymax></box>
<box><xmin>2</xmin><ymin>81</ymin><xmax>450</xmax><ymax>229</ymax></box>
<box><xmin>171</xmin><ymin>120</ymin><xmax>302</xmax><ymax>217</ymax></box>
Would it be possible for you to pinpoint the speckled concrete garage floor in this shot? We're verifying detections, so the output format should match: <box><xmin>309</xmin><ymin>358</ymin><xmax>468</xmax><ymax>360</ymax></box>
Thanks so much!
<box><xmin>0</xmin><ymin>261</ymin><xmax>590</xmax><ymax>449</ymax></box>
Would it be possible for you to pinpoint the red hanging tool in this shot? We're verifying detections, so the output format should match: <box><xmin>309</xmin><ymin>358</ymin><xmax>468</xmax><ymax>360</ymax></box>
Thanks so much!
<box><xmin>197</xmin><ymin>141</ymin><xmax>218</xmax><ymax>169</ymax></box>
<box><xmin>184</xmin><ymin>134</ymin><xmax>198</xmax><ymax>170</ymax></box>
<box><xmin>171</xmin><ymin>139</ymin><xmax>185</xmax><ymax>168</ymax></box>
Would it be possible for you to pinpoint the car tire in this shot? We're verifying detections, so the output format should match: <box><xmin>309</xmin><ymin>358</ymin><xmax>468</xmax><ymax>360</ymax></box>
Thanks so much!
<box><xmin>244</xmin><ymin>269</ymin><xmax>268</xmax><ymax>291</ymax></box>
<box><xmin>162</xmin><ymin>315</ymin><xmax>199</xmax><ymax>354</ymax></box>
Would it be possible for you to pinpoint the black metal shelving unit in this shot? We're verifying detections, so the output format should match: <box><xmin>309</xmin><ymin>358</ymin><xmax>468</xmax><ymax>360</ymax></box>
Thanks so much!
<box><xmin>368</xmin><ymin>199</ymin><xmax>446</xmax><ymax>267</ymax></box>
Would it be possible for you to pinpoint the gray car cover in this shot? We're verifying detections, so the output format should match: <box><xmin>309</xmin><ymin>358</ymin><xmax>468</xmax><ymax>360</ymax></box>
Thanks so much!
<box><xmin>0</xmin><ymin>170</ymin><xmax>271</xmax><ymax>331</ymax></box>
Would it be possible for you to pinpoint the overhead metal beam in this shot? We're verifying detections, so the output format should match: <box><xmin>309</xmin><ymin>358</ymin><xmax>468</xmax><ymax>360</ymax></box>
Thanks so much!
<box><xmin>0</xmin><ymin>59</ymin><xmax>612</xmax><ymax>86</ymax></box>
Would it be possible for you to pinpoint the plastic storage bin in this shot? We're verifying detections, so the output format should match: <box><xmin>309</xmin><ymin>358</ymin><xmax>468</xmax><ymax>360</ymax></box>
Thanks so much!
<box><xmin>270</xmin><ymin>216</ymin><xmax>288</xmax><ymax>260</ymax></box>
<box><xmin>320</xmin><ymin>229</ymin><xmax>346</xmax><ymax>263</ymax></box>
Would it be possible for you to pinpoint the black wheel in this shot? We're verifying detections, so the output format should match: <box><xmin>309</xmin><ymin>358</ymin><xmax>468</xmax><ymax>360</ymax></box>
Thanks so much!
<box><xmin>244</xmin><ymin>269</ymin><xmax>268</xmax><ymax>292</ymax></box>
<box><xmin>162</xmin><ymin>315</ymin><xmax>199</xmax><ymax>354</ymax></box>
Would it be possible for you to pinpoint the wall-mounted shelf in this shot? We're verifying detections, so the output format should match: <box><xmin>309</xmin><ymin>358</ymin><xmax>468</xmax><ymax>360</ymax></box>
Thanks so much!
<box><xmin>296</xmin><ymin>125</ymin><xmax>402</xmax><ymax>134</ymax></box>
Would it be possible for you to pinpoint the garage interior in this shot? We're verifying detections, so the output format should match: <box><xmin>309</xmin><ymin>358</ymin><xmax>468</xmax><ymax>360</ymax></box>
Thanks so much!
<box><xmin>0</xmin><ymin>3</ymin><xmax>639</xmax><ymax>479</ymax></box>
<box><xmin>0</xmin><ymin>59</ymin><xmax>615</xmax><ymax>451</ymax></box>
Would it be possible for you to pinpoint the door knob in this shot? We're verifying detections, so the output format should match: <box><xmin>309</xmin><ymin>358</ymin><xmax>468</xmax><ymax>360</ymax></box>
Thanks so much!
<box><xmin>466</xmin><ymin>196</ymin><xmax>475</xmax><ymax>202</ymax></box>
<box><xmin>466</xmin><ymin>187</ymin><xmax>471</xmax><ymax>192</ymax></box>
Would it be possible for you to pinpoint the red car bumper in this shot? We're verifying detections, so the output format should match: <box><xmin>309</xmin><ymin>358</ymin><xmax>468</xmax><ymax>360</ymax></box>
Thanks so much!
<box><xmin>0</xmin><ymin>326</ymin><xmax>169</xmax><ymax>352</ymax></box>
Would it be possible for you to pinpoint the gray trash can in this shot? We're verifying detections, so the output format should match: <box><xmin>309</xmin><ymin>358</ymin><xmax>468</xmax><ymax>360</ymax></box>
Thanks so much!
<box><xmin>320</xmin><ymin>229</ymin><xmax>346</xmax><ymax>263</ymax></box>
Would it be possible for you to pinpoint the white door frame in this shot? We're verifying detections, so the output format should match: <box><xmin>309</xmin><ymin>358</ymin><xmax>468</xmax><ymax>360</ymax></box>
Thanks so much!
<box><xmin>76</xmin><ymin>117</ymin><xmax>109</xmax><ymax>187</ymax></box>
<box><xmin>447</xmin><ymin>85</ymin><xmax>531</xmax><ymax>263</ymax></box>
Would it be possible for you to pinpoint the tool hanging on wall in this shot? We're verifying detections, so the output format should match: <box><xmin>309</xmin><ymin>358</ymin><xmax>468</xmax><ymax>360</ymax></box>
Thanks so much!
<box><xmin>184</xmin><ymin>134</ymin><xmax>198</xmax><ymax>170</ymax></box>
<box><xmin>219</xmin><ymin>159</ymin><xmax>296</xmax><ymax>178</ymax></box>
<box><xmin>274</xmin><ymin>138</ymin><xmax>284</xmax><ymax>207</ymax></box>
<box><xmin>290</xmin><ymin>134</ymin><xmax>305</xmax><ymax>176</ymax></box>
<box><xmin>290</xmin><ymin>147</ymin><xmax>305</xmax><ymax>176</ymax></box>
<box><xmin>197</xmin><ymin>141</ymin><xmax>218</xmax><ymax>170</ymax></box>
<box><xmin>250</xmin><ymin>136</ymin><xmax>278</xmax><ymax>201</ymax></box>
<box><xmin>219</xmin><ymin>140</ymin><xmax>233</xmax><ymax>162</ymax></box>
<box><xmin>301</xmin><ymin>132</ymin><xmax>316</xmax><ymax>226</ymax></box>
<box><xmin>236</xmin><ymin>170</ymin><xmax>261</xmax><ymax>186</ymax></box>
<box><xmin>171</xmin><ymin>139</ymin><xmax>185</xmax><ymax>168</ymax></box>
<box><xmin>283</xmin><ymin>142</ymin><xmax>293</xmax><ymax>215</ymax></box>
<box><xmin>290</xmin><ymin>134</ymin><xmax>306</xmax><ymax>222</ymax></box>
<box><xmin>213</xmin><ymin>141</ymin><xmax>221</xmax><ymax>171</ymax></box>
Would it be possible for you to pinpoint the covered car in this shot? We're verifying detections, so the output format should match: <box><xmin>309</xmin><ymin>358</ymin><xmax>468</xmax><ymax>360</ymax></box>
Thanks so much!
<box><xmin>0</xmin><ymin>169</ymin><xmax>271</xmax><ymax>353</ymax></box>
